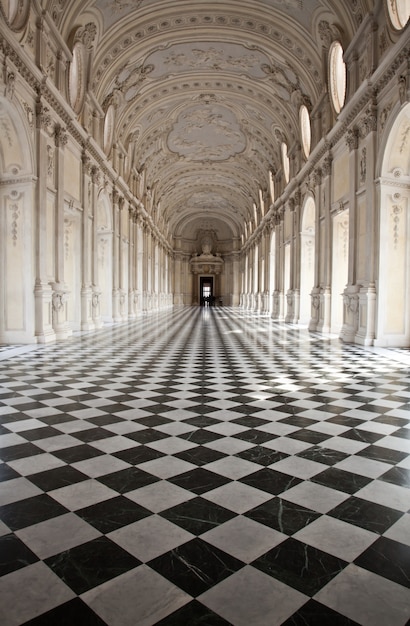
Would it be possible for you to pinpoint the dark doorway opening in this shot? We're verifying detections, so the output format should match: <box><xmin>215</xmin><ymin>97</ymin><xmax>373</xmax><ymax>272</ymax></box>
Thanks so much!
<box><xmin>200</xmin><ymin>276</ymin><xmax>214</xmax><ymax>306</ymax></box>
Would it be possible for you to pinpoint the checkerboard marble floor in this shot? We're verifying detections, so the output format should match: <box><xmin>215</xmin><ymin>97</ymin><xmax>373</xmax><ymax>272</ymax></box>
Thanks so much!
<box><xmin>1</xmin><ymin>306</ymin><xmax>410</xmax><ymax>626</ymax></box>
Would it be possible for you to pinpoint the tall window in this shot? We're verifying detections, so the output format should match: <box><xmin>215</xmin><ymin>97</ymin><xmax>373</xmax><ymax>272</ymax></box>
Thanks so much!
<box><xmin>329</xmin><ymin>41</ymin><xmax>346</xmax><ymax>115</ymax></box>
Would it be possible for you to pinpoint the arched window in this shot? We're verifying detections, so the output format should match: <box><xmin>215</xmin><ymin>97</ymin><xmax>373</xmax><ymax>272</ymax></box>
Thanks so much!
<box><xmin>328</xmin><ymin>41</ymin><xmax>346</xmax><ymax>115</ymax></box>
<box><xmin>387</xmin><ymin>0</ymin><xmax>410</xmax><ymax>29</ymax></box>
<box><xmin>69</xmin><ymin>41</ymin><xmax>86</xmax><ymax>115</ymax></box>
<box><xmin>300</xmin><ymin>104</ymin><xmax>311</xmax><ymax>158</ymax></box>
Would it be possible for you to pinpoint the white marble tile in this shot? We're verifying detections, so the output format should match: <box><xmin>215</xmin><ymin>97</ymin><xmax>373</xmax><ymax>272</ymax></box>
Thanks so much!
<box><xmin>108</xmin><ymin>515</ymin><xmax>194</xmax><ymax>562</ymax></box>
<box><xmin>204</xmin><ymin>456</ymin><xmax>260</xmax><ymax>479</ymax></box>
<box><xmin>49</xmin><ymin>479</ymin><xmax>118</xmax><ymax>510</ymax></box>
<box><xmin>126</xmin><ymin>480</ymin><xmax>195</xmax><ymax>513</ymax></box>
<box><xmin>334</xmin><ymin>455</ymin><xmax>391</xmax><ymax>478</ymax></box>
<box><xmin>264</xmin><ymin>436</ymin><xmax>312</xmax><ymax>455</ymax></box>
<box><xmin>16</xmin><ymin>513</ymin><xmax>101</xmax><ymax>559</ymax></box>
<box><xmin>146</xmin><ymin>436</ymin><xmax>197</xmax><ymax>455</ymax></box>
<box><xmin>383</xmin><ymin>514</ymin><xmax>410</xmax><ymax>546</ymax></box>
<box><xmin>294</xmin><ymin>515</ymin><xmax>378</xmax><ymax>561</ymax></box>
<box><xmin>72</xmin><ymin>455</ymin><xmax>130</xmax><ymax>478</ymax></box>
<box><xmin>82</xmin><ymin>565</ymin><xmax>191</xmax><ymax>626</ymax></box>
<box><xmin>0</xmin><ymin>562</ymin><xmax>75</xmax><ymax>626</ymax></box>
<box><xmin>269</xmin><ymin>456</ymin><xmax>328</xmax><ymax>479</ymax></box>
<box><xmin>203</xmin><ymin>481</ymin><xmax>272</xmax><ymax>514</ymax></box>
<box><xmin>138</xmin><ymin>456</ymin><xmax>196</xmax><ymax>479</ymax></box>
<box><xmin>355</xmin><ymin>480</ymin><xmax>410</xmax><ymax>512</ymax></box>
<box><xmin>315</xmin><ymin>564</ymin><xmax>410</xmax><ymax>626</ymax></box>
<box><xmin>202</xmin><ymin>516</ymin><xmax>286</xmax><ymax>563</ymax></box>
<box><xmin>0</xmin><ymin>477</ymin><xmax>42</xmax><ymax>506</ymax></box>
<box><xmin>199</xmin><ymin>565</ymin><xmax>307</xmax><ymax>626</ymax></box>
<box><xmin>280</xmin><ymin>481</ymin><xmax>349</xmax><ymax>514</ymax></box>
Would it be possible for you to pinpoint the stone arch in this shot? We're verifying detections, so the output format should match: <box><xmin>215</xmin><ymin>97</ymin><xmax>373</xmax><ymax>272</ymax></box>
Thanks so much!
<box><xmin>300</xmin><ymin>194</ymin><xmax>316</xmax><ymax>325</ymax></box>
<box><xmin>375</xmin><ymin>103</ymin><xmax>410</xmax><ymax>346</ymax></box>
<box><xmin>96</xmin><ymin>188</ymin><xmax>113</xmax><ymax>322</ymax></box>
<box><xmin>0</xmin><ymin>96</ymin><xmax>36</xmax><ymax>343</ymax></box>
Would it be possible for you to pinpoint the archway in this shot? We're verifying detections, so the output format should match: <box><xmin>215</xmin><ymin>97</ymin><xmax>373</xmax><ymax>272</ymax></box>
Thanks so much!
<box><xmin>0</xmin><ymin>96</ymin><xmax>35</xmax><ymax>343</ymax></box>
<box><xmin>96</xmin><ymin>190</ymin><xmax>113</xmax><ymax>323</ymax></box>
<box><xmin>375</xmin><ymin>104</ymin><xmax>410</xmax><ymax>346</ymax></box>
<box><xmin>300</xmin><ymin>196</ymin><xmax>316</xmax><ymax>325</ymax></box>
<box><xmin>331</xmin><ymin>210</ymin><xmax>349</xmax><ymax>333</ymax></box>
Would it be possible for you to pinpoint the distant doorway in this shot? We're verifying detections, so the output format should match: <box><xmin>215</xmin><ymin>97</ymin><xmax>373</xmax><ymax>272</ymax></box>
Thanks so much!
<box><xmin>200</xmin><ymin>276</ymin><xmax>214</xmax><ymax>306</ymax></box>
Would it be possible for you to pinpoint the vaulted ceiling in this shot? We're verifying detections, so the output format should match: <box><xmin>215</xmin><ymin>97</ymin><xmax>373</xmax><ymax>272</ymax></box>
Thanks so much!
<box><xmin>50</xmin><ymin>0</ymin><xmax>371</xmax><ymax>244</ymax></box>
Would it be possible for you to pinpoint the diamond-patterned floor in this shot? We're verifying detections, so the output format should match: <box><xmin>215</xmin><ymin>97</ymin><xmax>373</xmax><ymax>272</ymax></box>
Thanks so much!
<box><xmin>1</xmin><ymin>307</ymin><xmax>409</xmax><ymax>626</ymax></box>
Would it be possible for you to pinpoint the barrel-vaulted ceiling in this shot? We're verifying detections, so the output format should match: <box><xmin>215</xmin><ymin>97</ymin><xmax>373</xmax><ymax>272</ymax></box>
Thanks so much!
<box><xmin>50</xmin><ymin>0</ymin><xmax>370</xmax><ymax>243</ymax></box>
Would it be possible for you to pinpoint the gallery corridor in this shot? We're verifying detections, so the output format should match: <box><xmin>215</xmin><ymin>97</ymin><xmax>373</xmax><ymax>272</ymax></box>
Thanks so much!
<box><xmin>0</xmin><ymin>307</ymin><xmax>409</xmax><ymax>626</ymax></box>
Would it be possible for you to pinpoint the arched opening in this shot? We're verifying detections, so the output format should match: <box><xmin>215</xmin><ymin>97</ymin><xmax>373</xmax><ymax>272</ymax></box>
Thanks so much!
<box><xmin>269</xmin><ymin>230</ymin><xmax>276</xmax><ymax>315</ymax></box>
<box><xmin>300</xmin><ymin>196</ymin><xmax>316</xmax><ymax>325</ymax></box>
<box><xmin>331</xmin><ymin>210</ymin><xmax>349</xmax><ymax>333</ymax></box>
<box><xmin>375</xmin><ymin>104</ymin><xmax>410</xmax><ymax>346</ymax></box>
<box><xmin>0</xmin><ymin>97</ymin><xmax>35</xmax><ymax>343</ymax></box>
<box><xmin>96</xmin><ymin>191</ymin><xmax>113</xmax><ymax>323</ymax></box>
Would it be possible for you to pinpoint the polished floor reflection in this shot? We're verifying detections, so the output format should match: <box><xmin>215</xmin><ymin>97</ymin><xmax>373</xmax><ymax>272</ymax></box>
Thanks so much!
<box><xmin>0</xmin><ymin>307</ymin><xmax>409</xmax><ymax>626</ymax></box>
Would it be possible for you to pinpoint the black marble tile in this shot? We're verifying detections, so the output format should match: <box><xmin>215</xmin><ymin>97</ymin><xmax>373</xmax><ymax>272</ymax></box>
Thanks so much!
<box><xmin>179</xmin><ymin>429</ymin><xmax>223</xmax><ymax>445</ymax></box>
<box><xmin>0</xmin><ymin>442</ymin><xmax>44</xmax><ymax>462</ymax></box>
<box><xmin>311</xmin><ymin>467</ymin><xmax>372</xmax><ymax>494</ymax></box>
<box><xmin>175</xmin><ymin>446</ymin><xmax>225</xmax><ymax>466</ymax></box>
<box><xmin>245</xmin><ymin>497</ymin><xmax>321</xmax><ymax>534</ymax></box>
<box><xmin>340</xmin><ymin>428</ymin><xmax>384</xmax><ymax>444</ymax></box>
<box><xmin>236</xmin><ymin>446</ymin><xmax>289</xmax><ymax>466</ymax></box>
<box><xmin>328</xmin><ymin>496</ymin><xmax>403</xmax><ymax>534</ymax></box>
<box><xmin>379</xmin><ymin>466</ymin><xmax>410</xmax><ymax>488</ymax></box>
<box><xmin>51</xmin><ymin>444</ymin><xmax>104</xmax><ymax>463</ymax></box>
<box><xmin>38</xmin><ymin>414</ymin><xmax>77</xmax><ymax>425</ymax></box>
<box><xmin>327</xmin><ymin>415</ymin><xmax>364</xmax><ymax>426</ymax></box>
<box><xmin>168</xmin><ymin>468</ymin><xmax>230</xmax><ymax>495</ymax></box>
<box><xmin>240</xmin><ymin>468</ymin><xmax>302</xmax><ymax>496</ymax></box>
<box><xmin>373</xmin><ymin>415</ymin><xmax>409</xmax><ymax>427</ymax></box>
<box><xmin>45</xmin><ymin>536</ymin><xmax>141</xmax><ymax>594</ymax></box>
<box><xmin>0</xmin><ymin>463</ymin><xmax>20</xmax><ymax>482</ymax></box>
<box><xmin>182</xmin><ymin>415</ymin><xmax>221</xmax><ymax>428</ymax></box>
<box><xmin>282</xmin><ymin>599</ymin><xmax>360</xmax><ymax>625</ymax></box>
<box><xmin>233</xmin><ymin>429</ymin><xmax>277</xmax><ymax>445</ymax></box>
<box><xmin>252</xmin><ymin>537</ymin><xmax>347</xmax><ymax>595</ymax></box>
<box><xmin>357</xmin><ymin>445</ymin><xmax>408</xmax><ymax>465</ymax></box>
<box><xmin>28</xmin><ymin>466</ymin><xmax>89</xmax><ymax>491</ymax></box>
<box><xmin>392</xmin><ymin>427</ymin><xmax>410</xmax><ymax>440</ymax></box>
<box><xmin>98</xmin><ymin>466</ymin><xmax>160</xmax><ymax>493</ymax></box>
<box><xmin>77</xmin><ymin>495</ymin><xmax>151</xmax><ymax>533</ymax></box>
<box><xmin>0</xmin><ymin>533</ymin><xmax>39</xmax><ymax>576</ymax></box>
<box><xmin>0</xmin><ymin>494</ymin><xmax>69</xmax><ymax>531</ymax></box>
<box><xmin>71</xmin><ymin>427</ymin><xmax>115</xmax><ymax>443</ymax></box>
<box><xmin>125</xmin><ymin>428</ymin><xmax>170</xmax><ymax>444</ymax></box>
<box><xmin>113</xmin><ymin>445</ymin><xmax>165</xmax><ymax>465</ymax></box>
<box><xmin>137</xmin><ymin>415</ymin><xmax>173</xmax><ymax>427</ymax></box>
<box><xmin>86</xmin><ymin>414</ymin><xmax>125</xmax><ymax>426</ymax></box>
<box><xmin>160</xmin><ymin>497</ymin><xmax>236</xmax><ymax>535</ymax></box>
<box><xmin>148</xmin><ymin>538</ymin><xmax>243</xmax><ymax>597</ymax></box>
<box><xmin>156</xmin><ymin>600</ymin><xmax>231</xmax><ymax>625</ymax></box>
<box><xmin>231</xmin><ymin>415</ymin><xmax>270</xmax><ymax>427</ymax></box>
<box><xmin>288</xmin><ymin>429</ymin><xmax>331</xmax><ymax>444</ymax></box>
<box><xmin>354</xmin><ymin>536</ymin><xmax>410</xmax><ymax>588</ymax></box>
<box><xmin>296</xmin><ymin>445</ymin><xmax>349</xmax><ymax>466</ymax></box>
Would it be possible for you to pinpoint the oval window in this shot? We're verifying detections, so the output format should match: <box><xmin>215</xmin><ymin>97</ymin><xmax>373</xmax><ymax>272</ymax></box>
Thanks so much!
<box><xmin>4</xmin><ymin>0</ymin><xmax>30</xmax><ymax>30</ymax></box>
<box><xmin>300</xmin><ymin>104</ymin><xmax>311</xmax><ymax>158</ymax></box>
<box><xmin>281</xmin><ymin>142</ymin><xmax>290</xmax><ymax>184</ymax></box>
<box><xmin>328</xmin><ymin>41</ymin><xmax>346</xmax><ymax>115</ymax></box>
<box><xmin>103</xmin><ymin>104</ymin><xmax>115</xmax><ymax>156</ymax></box>
<box><xmin>387</xmin><ymin>0</ymin><xmax>410</xmax><ymax>29</ymax></box>
<box><xmin>69</xmin><ymin>42</ymin><xmax>86</xmax><ymax>115</ymax></box>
